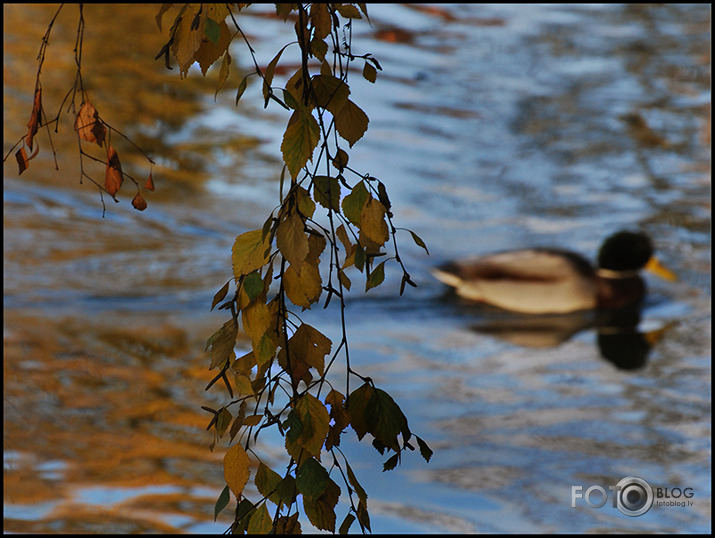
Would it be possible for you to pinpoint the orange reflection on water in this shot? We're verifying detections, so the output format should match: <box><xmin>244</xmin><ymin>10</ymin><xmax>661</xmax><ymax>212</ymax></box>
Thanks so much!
<box><xmin>4</xmin><ymin>312</ymin><xmax>234</xmax><ymax>533</ymax></box>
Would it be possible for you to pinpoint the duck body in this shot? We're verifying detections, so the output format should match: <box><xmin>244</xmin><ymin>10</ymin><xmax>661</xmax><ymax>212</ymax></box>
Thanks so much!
<box><xmin>432</xmin><ymin>231</ymin><xmax>673</xmax><ymax>314</ymax></box>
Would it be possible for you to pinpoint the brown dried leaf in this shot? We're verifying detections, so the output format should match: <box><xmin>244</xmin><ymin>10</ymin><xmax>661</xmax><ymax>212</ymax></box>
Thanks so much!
<box><xmin>144</xmin><ymin>172</ymin><xmax>155</xmax><ymax>191</ymax></box>
<box><xmin>105</xmin><ymin>146</ymin><xmax>123</xmax><ymax>196</ymax></box>
<box><xmin>26</xmin><ymin>85</ymin><xmax>42</xmax><ymax>150</ymax></box>
<box><xmin>15</xmin><ymin>147</ymin><xmax>28</xmax><ymax>175</ymax></box>
<box><xmin>132</xmin><ymin>192</ymin><xmax>148</xmax><ymax>211</ymax></box>
<box><xmin>75</xmin><ymin>102</ymin><xmax>106</xmax><ymax>147</ymax></box>
<box><xmin>15</xmin><ymin>144</ymin><xmax>39</xmax><ymax>176</ymax></box>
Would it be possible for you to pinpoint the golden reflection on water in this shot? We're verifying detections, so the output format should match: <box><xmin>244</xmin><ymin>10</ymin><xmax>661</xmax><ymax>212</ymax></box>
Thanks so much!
<box><xmin>4</xmin><ymin>312</ymin><xmax>237</xmax><ymax>532</ymax></box>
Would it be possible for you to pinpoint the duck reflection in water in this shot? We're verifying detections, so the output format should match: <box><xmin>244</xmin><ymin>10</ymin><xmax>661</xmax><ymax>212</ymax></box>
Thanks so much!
<box><xmin>432</xmin><ymin>230</ymin><xmax>678</xmax><ymax>370</ymax></box>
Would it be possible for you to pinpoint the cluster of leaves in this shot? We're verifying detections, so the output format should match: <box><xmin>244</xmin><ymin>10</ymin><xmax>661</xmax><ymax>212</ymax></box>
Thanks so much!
<box><xmin>3</xmin><ymin>5</ymin><xmax>155</xmax><ymax>215</ymax></box>
<box><xmin>6</xmin><ymin>3</ymin><xmax>433</xmax><ymax>534</ymax></box>
<box><xmin>159</xmin><ymin>3</ymin><xmax>431</xmax><ymax>533</ymax></box>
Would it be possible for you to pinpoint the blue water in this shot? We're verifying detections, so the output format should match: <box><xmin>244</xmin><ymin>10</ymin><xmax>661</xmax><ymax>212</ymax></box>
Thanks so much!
<box><xmin>4</xmin><ymin>4</ymin><xmax>710</xmax><ymax>534</ymax></box>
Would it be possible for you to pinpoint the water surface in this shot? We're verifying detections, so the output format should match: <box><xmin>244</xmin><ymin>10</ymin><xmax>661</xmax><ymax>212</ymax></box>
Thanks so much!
<box><xmin>4</xmin><ymin>4</ymin><xmax>710</xmax><ymax>533</ymax></box>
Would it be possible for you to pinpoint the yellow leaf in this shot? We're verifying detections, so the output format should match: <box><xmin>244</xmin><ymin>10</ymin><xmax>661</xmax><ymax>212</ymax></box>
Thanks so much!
<box><xmin>296</xmin><ymin>186</ymin><xmax>316</xmax><ymax>218</ymax></box>
<box><xmin>325</xmin><ymin>389</ymin><xmax>349</xmax><ymax>450</ymax></box>
<box><xmin>232</xmin><ymin>229</ymin><xmax>271</xmax><ymax>279</ymax></box>
<box><xmin>281</xmin><ymin>105</ymin><xmax>320</xmax><ymax>178</ymax></box>
<box><xmin>171</xmin><ymin>5</ymin><xmax>204</xmax><ymax>77</ymax></box>
<box><xmin>283</xmin><ymin>261</ymin><xmax>322</xmax><ymax>309</ymax></box>
<box><xmin>291</xmin><ymin>324</ymin><xmax>332</xmax><ymax>376</ymax></box>
<box><xmin>205</xmin><ymin>3</ymin><xmax>230</xmax><ymax>23</ymax></box>
<box><xmin>223</xmin><ymin>443</ymin><xmax>251</xmax><ymax>497</ymax></box>
<box><xmin>214</xmin><ymin>51</ymin><xmax>231</xmax><ymax>98</ymax></box>
<box><xmin>206</xmin><ymin>318</ymin><xmax>238</xmax><ymax>370</ymax></box>
<box><xmin>310</xmin><ymin>38</ymin><xmax>328</xmax><ymax>62</ymax></box>
<box><xmin>242</xmin><ymin>300</ymin><xmax>273</xmax><ymax>350</ymax></box>
<box><xmin>360</xmin><ymin>197</ymin><xmax>389</xmax><ymax>246</ymax></box>
<box><xmin>311</xmin><ymin>74</ymin><xmax>350</xmax><ymax>115</ymax></box>
<box><xmin>195</xmin><ymin>20</ymin><xmax>231</xmax><ymax>75</ymax></box>
<box><xmin>155</xmin><ymin>3</ymin><xmax>174</xmax><ymax>31</ymax></box>
<box><xmin>307</xmin><ymin>231</ymin><xmax>327</xmax><ymax>263</ymax></box>
<box><xmin>335</xmin><ymin>99</ymin><xmax>369</xmax><ymax>147</ymax></box>
<box><xmin>291</xmin><ymin>393</ymin><xmax>330</xmax><ymax>458</ymax></box>
<box><xmin>335</xmin><ymin>4</ymin><xmax>362</xmax><ymax>18</ymax></box>
<box><xmin>309</xmin><ymin>3</ymin><xmax>332</xmax><ymax>39</ymax></box>
<box><xmin>276</xmin><ymin>210</ymin><xmax>309</xmax><ymax>270</ymax></box>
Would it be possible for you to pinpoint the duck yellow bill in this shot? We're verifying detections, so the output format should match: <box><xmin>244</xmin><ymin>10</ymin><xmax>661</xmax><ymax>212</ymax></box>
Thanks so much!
<box><xmin>645</xmin><ymin>256</ymin><xmax>678</xmax><ymax>282</ymax></box>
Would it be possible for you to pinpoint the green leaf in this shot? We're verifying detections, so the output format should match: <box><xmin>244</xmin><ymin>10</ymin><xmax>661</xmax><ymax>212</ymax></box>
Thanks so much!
<box><xmin>365</xmin><ymin>260</ymin><xmax>386</xmax><ymax>291</ymax></box>
<box><xmin>303</xmin><ymin>477</ymin><xmax>340</xmax><ymax>532</ymax></box>
<box><xmin>247</xmin><ymin>503</ymin><xmax>273</xmax><ymax>534</ymax></box>
<box><xmin>311</xmin><ymin>74</ymin><xmax>350</xmax><ymax>115</ymax></box>
<box><xmin>415</xmin><ymin>435</ymin><xmax>433</xmax><ymax>463</ymax></box>
<box><xmin>243</xmin><ymin>270</ymin><xmax>264</xmax><ymax>302</ymax></box>
<box><xmin>285</xmin><ymin>393</ymin><xmax>330</xmax><ymax>460</ymax></box>
<box><xmin>263</xmin><ymin>42</ymin><xmax>292</xmax><ymax>96</ymax></box>
<box><xmin>362</xmin><ymin>62</ymin><xmax>377</xmax><ymax>83</ymax></box>
<box><xmin>339</xmin><ymin>513</ymin><xmax>356</xmax><ymax>535</ymax></box>
<box><xmin>296</xmin><ymin>457</ymin><xmax>329</xmax><ymax>499</ymax></box>
<box><xmin>236</xmin><ymin>73</ymin><xmax>249</xmax><ymax>105</ymax></box>
<box><xmin>205</xmin><ymin>16</ymin><xmax>221</xmax><ymax>44</ymax></box>
<box><xmin>345</xmin><ymin>460</ymin><xmax>367</xmax><ymax>504</ymax></box>
<box><xmin>211</xmin><ymin>280</ymin><xmax>230</xmax><ymax>311</ymax></box>
<box><xmin>335</xmin><ymin>99</ymin><xmax>369</xmax><ymax>147</ymax></box>
<box><xmin>357</xmin><ymin>498</ymin><xmax>371</xmax><ymax>532</ymax></box>
<box><xmin>216</xmin><ymin>408</ymin><xmax>233</xmax><ymax>437</ymax></box>
<box><xmin>255</xmin><ymin>462</ymin><xmax>283</xmax><ymax>507</ymax></box>
<box><xmin>281</xmin><ymin>105</ymin><xmax>320</xmax><ymax>178</ymax></box>
<box><xmin>366</xmin><ymin>388</ymin><xmax>410</xmax><ymax>452</ymax></box>
<box><xmin>276</xmin><ymin>475</ymin><xmax>297</xmax><ymax>509</ymax></box>
<box><xmin>313</xmin><ymin>175</ymin><xmax>341</xmax><ymax>212</ymax></box>
<box><xmin>408</xmin><ymin>229</ymin><xmax>430</xmax><ymax>255</ymax></box>
<box><xmin>234</xmin><ymin>498</ymin><xmax>255</xmax><ymax>534</ymax></box>
<box><xmin>333</xmin><ymin>148</ymin><xmax>349</xmax><ymax>171</ymax></box>
<box><xmin>214</xmin><ymin>485</ymin><xmax>230</xmax><ymax>521</ymax></box>
<box><xmin>341</xmin><ymin>181</ymin><xmax>369</xmax><ymax>226</ymax></box>
<box><xmin>346</xmin><ymin>382</ymin><xmax>374</xmax><ymax>440</ymax></box>
<box><xmin>382</xmin><ymin>453</ymin><xmax>400</xmax><ymax>472</ymax></box>
<box><xmin>232</xmin><ymin>229</ymin><xmax>271</xmax><ymax>279</ymax></box>
<box><xmin>377</xmin><ymin>181</ymin><xmax>391</xmax><ymax>211</ymax></box>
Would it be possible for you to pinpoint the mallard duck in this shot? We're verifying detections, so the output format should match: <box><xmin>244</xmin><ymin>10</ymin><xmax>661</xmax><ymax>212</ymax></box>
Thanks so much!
<box><xmin>432</xmin><ymin>230</ymin><xmax>676</xmax><ymax>314</ymax></box>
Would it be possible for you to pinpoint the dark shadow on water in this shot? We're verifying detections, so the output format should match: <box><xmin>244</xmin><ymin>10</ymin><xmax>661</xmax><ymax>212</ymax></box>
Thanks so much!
<box><xmin>440</xmin><ymin>295</ymin><xmax>675</xmax><ymax>370</ymax></box>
